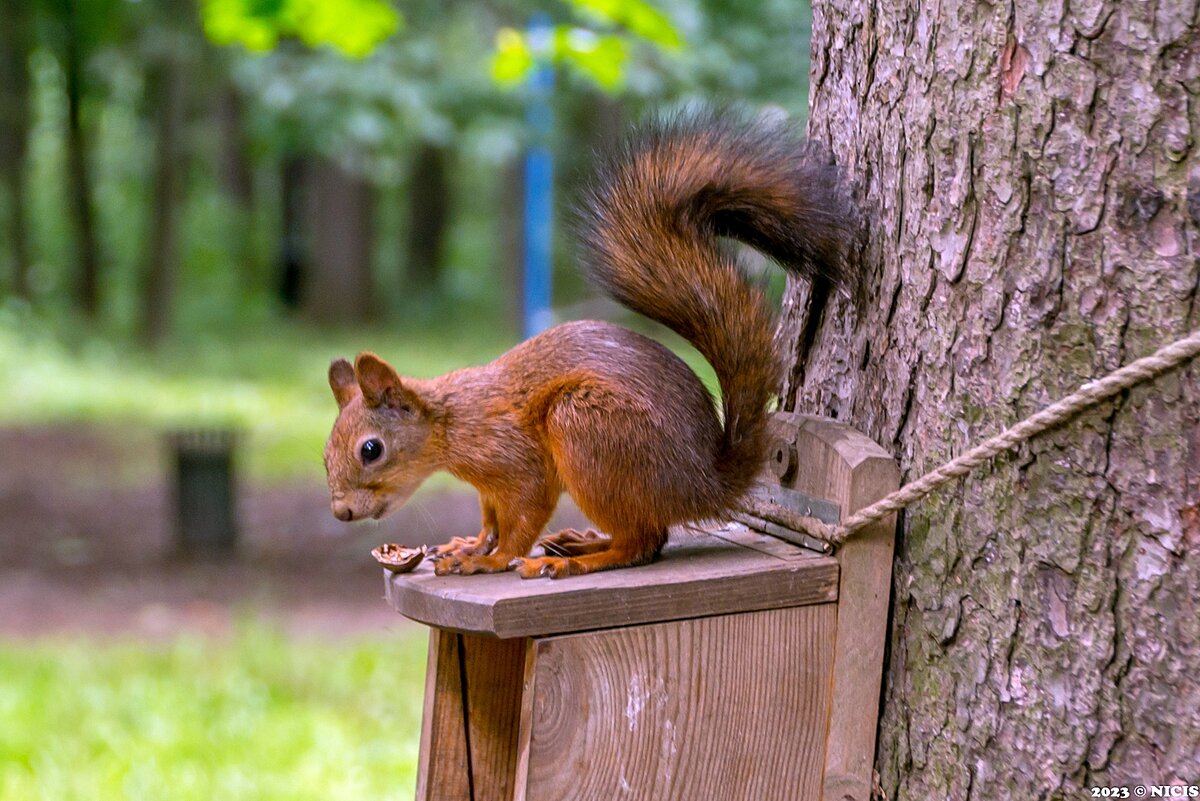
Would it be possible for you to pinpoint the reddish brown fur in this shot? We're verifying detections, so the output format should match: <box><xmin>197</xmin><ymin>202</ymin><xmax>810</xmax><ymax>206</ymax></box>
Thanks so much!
<box><xmin>324</xmin><ymin>112</ymin><xmax>854</xmax><ymax>578</ymax></box>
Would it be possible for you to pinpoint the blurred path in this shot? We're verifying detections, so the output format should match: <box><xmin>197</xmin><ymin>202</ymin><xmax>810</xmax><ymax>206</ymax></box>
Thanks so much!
<box><xmin>0</xmin><ymin>426</ymin><xmax>587</xmax><ymax>639</ymax></box>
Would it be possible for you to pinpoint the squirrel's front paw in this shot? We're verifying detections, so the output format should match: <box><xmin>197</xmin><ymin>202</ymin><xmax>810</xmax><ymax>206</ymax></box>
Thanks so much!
<box><xmin>432</xmin><ymin>533</ymin><xmax>494</xmax><ymax>559</ymax></box>
<box><xmin>513</xmin><ymin>556</ymin><xmax>570</xmax><ymax>579</ymax></box>
<box><xmin>453</xmin><ymin>554</ymin><xmax>514</xmax><ymax>575</ymax></box>
<box><xmin>433</xmin><ymin>552</ymin><xmax>513</xmax><ymax>576</ymax></box>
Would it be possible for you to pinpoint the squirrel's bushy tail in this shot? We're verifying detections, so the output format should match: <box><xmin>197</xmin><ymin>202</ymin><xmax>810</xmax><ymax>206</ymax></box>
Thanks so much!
<box><xmin>577</xmin><ymin>109</ymin><xmax>856</xmax><ymax>508</ymax></box>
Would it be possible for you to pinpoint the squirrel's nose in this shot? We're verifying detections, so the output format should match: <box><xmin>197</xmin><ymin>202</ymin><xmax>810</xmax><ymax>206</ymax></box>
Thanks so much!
<box><xmin>332</xmin><ymin>500</ymin><xmax>354</xmax><ymax>522</ymax></box>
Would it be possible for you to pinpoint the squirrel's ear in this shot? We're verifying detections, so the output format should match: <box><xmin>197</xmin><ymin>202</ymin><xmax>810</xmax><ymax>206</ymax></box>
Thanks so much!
<box><xmin>329</xmin><ymin>358</ymin><xmax>357</xmax><ymax>410</ymax></box>
<box><xmin>354</xmin><ymin>352</ymin><xmax>424</xmax><ymax>413</ymax></box>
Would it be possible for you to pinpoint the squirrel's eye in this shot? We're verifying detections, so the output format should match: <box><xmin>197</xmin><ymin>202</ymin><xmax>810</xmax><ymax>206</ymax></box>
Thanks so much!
<box><xmin>360</xmin><ymin>438</ymin><xmax>384</xmax><ymax>464</ymax></box>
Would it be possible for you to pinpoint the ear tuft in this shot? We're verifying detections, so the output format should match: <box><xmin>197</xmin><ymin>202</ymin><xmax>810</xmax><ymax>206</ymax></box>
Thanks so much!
<box><xmin>329</xmin><ymin>358</ymin><xmax>357</xmax><ymax>410</ymax></box>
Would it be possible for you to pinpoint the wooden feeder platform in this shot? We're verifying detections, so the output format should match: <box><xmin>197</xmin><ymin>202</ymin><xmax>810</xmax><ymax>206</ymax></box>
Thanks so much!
<box><xmin>385</xmin><ymin>414</ymin><xmax>899</xmax><ymax>801</ymax></box>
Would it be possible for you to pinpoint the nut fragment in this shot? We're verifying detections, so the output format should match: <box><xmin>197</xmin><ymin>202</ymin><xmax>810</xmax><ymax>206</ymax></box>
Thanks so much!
<box><xmin>371</xmin><ymin>543</ymin><xmax>426</xmax><ymax>573</ymax></box>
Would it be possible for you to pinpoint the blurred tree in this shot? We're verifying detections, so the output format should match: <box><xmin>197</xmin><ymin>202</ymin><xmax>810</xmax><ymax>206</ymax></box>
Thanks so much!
<box><xmin>0</xmin><ymin>0</ymin><xmax>33</xmax><ymax>299</ymax></box>
<box><xmin>203</xmin><ymin>1</ymin><xmax>407</xmax><ymax>316</ymax></box>
<box><xmin>277</xmin><ymin>153</ymin><xmax>308</xmax><ymax>310</ymax></box>
<box><xmin>213</xmin><ymin>75</ymin><xmax>258</xmax><ymax>293</ymax></box>
<box><xmin>203</xmin><ymin>0</ymin><xmax>686</xmax><ymax>319</ymax></box>
<box><xmin>304</xmin><ymin>157</ymin><xmax>375</xmax><ymax>321</ymax></box>
<box><xmin>405</xmin><ymin>141</ymin><xmax>450</xmax><ymax>295</ymax></box>
<box><xmin>138</xmin><ymin>0</ymin><xmax>201</xmax><ymax>342</ymax></box>
<box><xmin>491</xmin><ymin>0</ymin><xmax>681</xmax><ymax>91</ymax></box>
<box><xmin>201</xmin><ymin>0</ymin><xmax>401</xmax><ymax>57</ymax></box>
<box><xmin>40</xmin><ymin>0</ymin><xmax>121</xmax><ymax>318</ymax></box>
<box><xmin>215</xmin><ymin>81</ymin><xmax>254</xmax><ymax>208</ymax></box>
<box><xmin>651</xmin><ymin>0</ymin><xmax>810</xmax><ymax>111</ymax></box>
<box><xmin>0</xmin><ymin>0</ymin><xmax>814</xmax><ymax>334</ymax></box>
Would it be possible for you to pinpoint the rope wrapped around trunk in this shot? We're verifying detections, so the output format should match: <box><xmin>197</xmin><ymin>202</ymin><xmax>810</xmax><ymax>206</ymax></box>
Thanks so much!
<box><xmin>790</xmin><ymin>329</ymin><xmax>1200</xmax><ymax>548</ymax></box>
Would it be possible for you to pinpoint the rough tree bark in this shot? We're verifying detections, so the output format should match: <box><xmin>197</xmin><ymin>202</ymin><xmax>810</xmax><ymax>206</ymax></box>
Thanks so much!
<box><xmin>779</xmin><ymin>1</ymin><xmax>1199</xmax><ymax>798</ymax></box>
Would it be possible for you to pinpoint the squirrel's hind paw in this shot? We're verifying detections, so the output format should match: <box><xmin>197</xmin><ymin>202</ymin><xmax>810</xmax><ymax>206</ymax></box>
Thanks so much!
<box><xmin>514</xmin><ymin>556</ymin><xmax>571</xmax><ymax>579</ymax></box>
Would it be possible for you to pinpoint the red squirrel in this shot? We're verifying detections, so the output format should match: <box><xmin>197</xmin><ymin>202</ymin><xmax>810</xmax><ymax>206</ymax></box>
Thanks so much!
<box><xmin>324</xmin><ymin>111</ymin><xmax>854</xmax><ymax>578</ymax></box>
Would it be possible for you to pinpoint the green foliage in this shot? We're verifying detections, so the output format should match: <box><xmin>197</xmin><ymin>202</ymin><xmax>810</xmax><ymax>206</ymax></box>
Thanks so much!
<box><xmin>201</xmin><ymin>0</ymin><xmax>402</xmax><ymax>57</ymax></box>
<box><xmin>3</xmin><ymin>0</ymin><xmax>811</xmax><ymax>407</ymax></box>
<box><xmin>0</xmin><ymin>626</ymin><xmax>427</xmax><ymax>801</ymax></box>
<box><xmin>491</xmin><ymin>0</ymin><xmax>682</xmax><ymax>92</ymax></box>
<box><xmin>571</xmin><ymin>0</ymin><xmax>682</xmax><ymax>48</ymax></box>
<box><xmin>492</xmin><ymin>24</ymin><xmax>630</xmax><ymax>91</ymax></box>
<box><xmin>221</xmin><ymin>0</ymin><xmax>524</xmax><ymax>174</ymax></box>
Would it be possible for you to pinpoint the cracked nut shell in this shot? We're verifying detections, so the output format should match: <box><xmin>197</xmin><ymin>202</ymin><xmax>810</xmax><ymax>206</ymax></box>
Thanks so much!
<box><xmin>371</xmin><ymin>543</ymin><xmax>426</xmax><ymax>574</ymax></box>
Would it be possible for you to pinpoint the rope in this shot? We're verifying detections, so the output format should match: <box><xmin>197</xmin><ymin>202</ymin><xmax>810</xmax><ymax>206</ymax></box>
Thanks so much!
<box><xmin>796</xmin><ymin>329</ymin><xmax>1200</xmax><ymax>548</ymax></box>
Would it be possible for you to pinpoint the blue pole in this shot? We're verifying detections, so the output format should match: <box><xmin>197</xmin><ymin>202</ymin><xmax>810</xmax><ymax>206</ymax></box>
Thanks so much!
<box><xmin>522</xmin><ymin>16</ymin><xmax>554</xmax><ymax>339</ymax></box>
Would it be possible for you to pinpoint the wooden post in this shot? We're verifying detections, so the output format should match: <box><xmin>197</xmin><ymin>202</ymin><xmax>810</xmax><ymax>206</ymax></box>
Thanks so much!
<box><xmin>775</xmin><ymin>413</ymin><xmax>900</xmax><ymax>801</ymax></box>
<box><xmin>415</xmin><ymin>629</ymin><xmax>527</xmax><ymax>801</ymax></box>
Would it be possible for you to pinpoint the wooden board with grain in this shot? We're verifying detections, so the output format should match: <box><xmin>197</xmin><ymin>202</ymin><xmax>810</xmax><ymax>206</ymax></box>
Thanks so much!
<box><xmin>513</xmin><ymin>604</ymin><xmax>837</xmax><ymax>801</ymax></box>
<box><xmin>415</xmin><ymin>629</ymin><xmax>470</xmax><ymax>801</ymax></box>
<box><xmin>385</xmin><ymin>526</ymin><xmax>838</xmax><ymax>638</ymax></box>
<box><xmin>414</xmin><ymin>629</ymin><xmax>528</xmax><ymax>801</ymax></box>
<box><xmin>774</xmin><ymin>413</ymin><xmax>900</xmax><ymax>801</ymax></box>
<box><xmin>460</xmin><ymin>632</ymin><xmax>527</xmax><ymax>801</ymax></box>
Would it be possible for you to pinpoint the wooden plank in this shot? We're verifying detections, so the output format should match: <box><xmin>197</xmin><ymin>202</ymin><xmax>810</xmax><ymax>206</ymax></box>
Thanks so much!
<box><xmin>415</xmin><ymin>629</ymin><xmax>471</xmax><ymax>801</ymax></box>
<box><xmin>511</xmin><ymin>644</ymin><xmax>537</xmax><ymax>801</ymax></box>
<box><xmin>776</xmin><ymin>413</ymin><xmax>899</xmax><ymax>801</ymax></box>
<box><xmin>385</xmin><ymin>527</ymin><xmax>838</xmax><ymax>638</ymax></box>
<box><xmin>708</xmin><ymin>520</ymin><xmax>827</xmax><ymax>560</ymax></box>
<box><xmin>460</xmin><ymin>634</ymin><xmax>528</xmax><ymax>801</ymax></box>
<box><xmin>515</xmin><ymin>604</ymin><xmax>837</xmax><ymax>801</ymax></box>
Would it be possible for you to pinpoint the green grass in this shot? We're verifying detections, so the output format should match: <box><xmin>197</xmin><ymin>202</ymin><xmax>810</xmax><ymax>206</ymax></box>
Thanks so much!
<box><xmin>0</xmin><ymin>627</ymin><xmax>428</xmax><ymax>801</ymax></box>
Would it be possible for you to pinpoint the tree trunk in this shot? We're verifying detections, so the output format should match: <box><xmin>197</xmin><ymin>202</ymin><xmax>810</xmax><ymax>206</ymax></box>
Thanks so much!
<box><xmin>216</xmin><ymin>82</ymin><xmax>253</xmax><ymax>209</ymax></box>
<box><xmin>277</xmin><ymin>154</ymin><xmax>308</xmax><ymax>310</ymax></box>
<box><xmin>404</xmin><ymin>141</ymin><xmax>450</xmax><ymax>295</ymax></box>
<box><xmin>303</xmin><ymin>158</ymin><xmax>376</xmax><ymax>323</ymax></box>
<box><xmin>60</xmin><ymin>0</ymin><xmax>102</xmax><ymax>318</ymax></box>
<box><xmin>215</xmin><ymin>79</ymin><xmax>258</xmax><ymax>293</ymax></box>
<box><xmin>498</xmin><ymin>155</ymin><xmax>524</xmax><ymax>334</ymax></box>
<box><xmin>782</xmin><ymin>1</ymin><xmax>1199</xmax><ymax>798</ymax></box>
<box><xmin>139</xmin><ymin>56</ymin><xmax>187</xmax><ymax>342</ymax></box>
<box><xmin>0</xmin><ymin>0</ymin><xmax>32</xmax><ymax>298</ymax></box>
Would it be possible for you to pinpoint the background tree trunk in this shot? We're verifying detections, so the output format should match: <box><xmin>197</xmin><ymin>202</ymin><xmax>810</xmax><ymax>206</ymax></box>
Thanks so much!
<box><xmin>59</xmin><ymin>0</ymin><xmax>102</xmax><ymax>318</ymax></box>
<box><xmin>216</xmin><ymin>82</ymin><xmax>253</xmax><ymax>210</ymax></box>
<box><xmin>781</xmin><ymin>1</ymin><xmax>1199</xmax><ymax>798</ymax></box>
<box><xmin>215</xmin><ymin>79</ymin><xmax>259</xmax><ymax>293</ymax></box>
<box><xmin>139</xmin><ymin>56</ymin><xmax>188</xmax><ymax>342</ymax></box>
<box><xmin>0</xmin><ymin>0</ymin><xmax>33</xmax><ymax>299</ymax></box>
<box><xmin>303</xmin><ymin>158</ymin><xmax>376</xmax><ymax>323</ymax></box>
<box><xmin>277</xmin><ymin>154</ymin><xmax>308</xmax><ymax>311</ymax></box>
<box><xmin>404</xmin><ymin>141</ymin><xmax>449</xmax><ymax>295</ymax></box>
